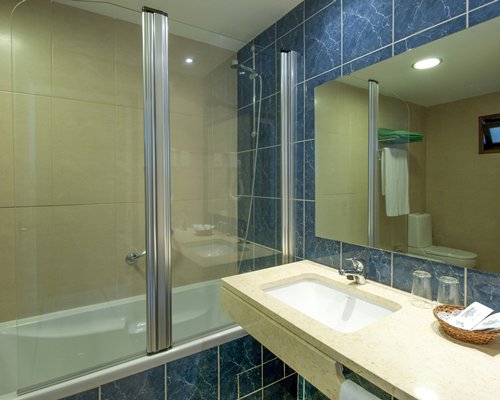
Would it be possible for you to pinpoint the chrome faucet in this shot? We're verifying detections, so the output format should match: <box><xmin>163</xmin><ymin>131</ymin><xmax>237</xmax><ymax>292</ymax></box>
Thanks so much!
<box><xmin>339</xmin><ymin>257</ymin><xmax>366</xmax><ymax>284</ymax></box>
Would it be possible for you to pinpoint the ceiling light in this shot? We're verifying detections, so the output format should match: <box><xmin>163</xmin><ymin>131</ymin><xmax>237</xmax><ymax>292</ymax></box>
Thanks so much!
<box><xmin>185</xmin><ymin>58</ymin><xmax>193</xmax><ymax>64</ymax></box>
<box><xmin>412</xmin><ymin>57</ymin><xmax>442</xmax><ymax>70</ymax></box>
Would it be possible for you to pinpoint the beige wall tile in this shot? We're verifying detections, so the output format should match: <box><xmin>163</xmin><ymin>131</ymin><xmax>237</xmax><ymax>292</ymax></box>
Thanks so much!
<box><xmin>0</xmin><ymin>208</ymin><xmax>15</xmax><ymax>322</ymax></box>
<box><xmin>170</xmin><ymin>74</ymin><xmax>205</xmax><ymax>117</ymax></box>
<box><xmin>11</xmin><ymin>0</ymin><xmax>51</xmax><ymax>95</ymax></box>
<box><xmin>114</xmin><ymin>20</ymin><xmax>143</xmax><ymax>108</ymax></box>
<box><xmin>116</xmin><ymin>202</ymin><xmax>146</xmax><ymax>299</ymax></box>
<box><xmin>15</xmin><ymin>206</ymin><xmax>53</xmax><ymax>318</ymax></box>
<box><xmin>171</xmin><ymin>113</ymin><xmax>206</xmax><ymax>153</ymax></box>
<box><xmin>13</xmin><ymin>94</ymin><xmax>52</xmax><ymax>206</ymax></box>
<box><xmin>116</xmin><ymin>106</ymin><xmax>144</xmax><ymax>203</ymax></box>
<box><xmin>52</xmin><ymin>98</ymin><xmax>116</xmax><ymax>205</ymax></box>
<box><xmin>0</xmin><ymin>92</ymin><xmax>14</xmax><ymax>207</ymax></box>
<box><xmin>52</xmin><ymin>3</ymin><xmax>115</xmax><ymax>104</ymax></box>
<box><xmin>0</xmin><ymin>1</ymin><xmax>17</xmax><ymax>91</ymax></box>
<box><xmin>48</xmin><ymin>204</ymin><xmax>117</xmax><ymax>313</ymax></box>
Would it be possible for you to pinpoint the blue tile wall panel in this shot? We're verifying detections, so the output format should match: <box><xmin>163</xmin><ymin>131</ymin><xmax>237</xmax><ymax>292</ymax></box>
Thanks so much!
<box><xmin>100</xmin><ymin>366</ymin><xmax>164</xmax><ymax>400</ymax></box>
<box><xmin>277</xmin><ymin>3</ymin><xmax>304</xmax><ymax>38</ymax></box>
<box><xmin>342</xmin><ymin>0</ymin><xmax>392</xmax><ymax>63</ymax></box>
<box><xmin>394</xmin><ymin>0</ymin><xmax>466</xmax><ymax>40</ymax></box>
<box><xmin>304</xmin><ymin>1</ymin><xmax>341</xmax><ymax>79</ymax></box>
<box><xmin>467</xmin><ymin>269</ymin><xmax>500</xmax><ymax>309</ymax></box>
<box><xmin>166</xmin><ymin>348</ymin><xmax>218</xmax><ymax>400</ymax></box>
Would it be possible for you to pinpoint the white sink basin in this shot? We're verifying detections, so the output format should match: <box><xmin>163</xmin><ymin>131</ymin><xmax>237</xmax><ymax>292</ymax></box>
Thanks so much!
<box><xmin>265</xmin><ymin>278</ymin><xmax>398</xmax><ymax>333</ymax></box>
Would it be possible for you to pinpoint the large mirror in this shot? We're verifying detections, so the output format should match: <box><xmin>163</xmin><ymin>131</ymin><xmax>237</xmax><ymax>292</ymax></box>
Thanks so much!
<box><xmin>315</xmin><ymin>16</ymin><xmax>500</xmax><ymax>275</ymax></box>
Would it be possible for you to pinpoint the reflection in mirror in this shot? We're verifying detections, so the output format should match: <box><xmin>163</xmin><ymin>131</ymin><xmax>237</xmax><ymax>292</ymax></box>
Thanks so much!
<box><xmin>315</xmin><ymin>16</ymin><xmax>500</xmax><ymax>275</ymax></box>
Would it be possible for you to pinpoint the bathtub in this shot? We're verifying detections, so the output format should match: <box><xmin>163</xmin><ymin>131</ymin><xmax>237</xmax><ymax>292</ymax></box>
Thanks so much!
<box><xmin>0</xmin><ymin>279</ymin><xmax>238</xmax><ymax>398</ymax></box>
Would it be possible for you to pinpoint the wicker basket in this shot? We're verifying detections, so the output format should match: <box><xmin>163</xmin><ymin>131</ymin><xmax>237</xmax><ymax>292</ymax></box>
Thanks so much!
<box><xmin>433</xmin><ymin>304</ymin><xmax>500</xmax><ymax>345</ymax></box>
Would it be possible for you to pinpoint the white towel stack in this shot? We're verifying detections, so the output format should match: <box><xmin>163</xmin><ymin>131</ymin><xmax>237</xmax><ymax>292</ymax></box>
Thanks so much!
<box><xmin>381</xmin><ymin>147</ymin><xmax>409</xmax><ymax>217</ymax></box>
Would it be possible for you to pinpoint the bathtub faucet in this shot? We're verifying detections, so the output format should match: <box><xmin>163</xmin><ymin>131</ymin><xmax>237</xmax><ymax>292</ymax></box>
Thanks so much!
<box><xmin>339</xmin><ymin>257</ymin><xmax>366</xmax><ymax>284</ymax></box>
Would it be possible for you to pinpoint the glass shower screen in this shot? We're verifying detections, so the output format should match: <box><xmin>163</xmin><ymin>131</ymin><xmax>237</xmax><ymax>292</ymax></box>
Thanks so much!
<box><xmin>10</xmin><ymin>0</ymin><xmax>147</xmax><ymax>392</ymax></box>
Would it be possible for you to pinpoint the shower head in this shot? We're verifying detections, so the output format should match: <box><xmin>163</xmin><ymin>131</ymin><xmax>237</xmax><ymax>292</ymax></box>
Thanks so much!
<box><xmin>230</xmin><ymin>59</ymin><xmax>259</xmax><ymax>79</ymax></box>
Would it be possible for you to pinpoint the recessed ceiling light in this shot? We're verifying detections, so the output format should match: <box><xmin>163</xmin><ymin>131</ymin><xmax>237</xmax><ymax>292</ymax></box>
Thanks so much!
<box><xmin>185</xmin><ymin>58</ymin><xmax>193</xmax><ymax>64</ymax></box>
<box><xmin>412</xmin><ymin>57</ymin><xmax>442</xmax><ymax>70</ymax></box>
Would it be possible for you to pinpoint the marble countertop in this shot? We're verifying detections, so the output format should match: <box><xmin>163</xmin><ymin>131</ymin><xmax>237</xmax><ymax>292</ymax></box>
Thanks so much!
<box><xmin>221</xmin><ymin>260</ymin><xmax>500</xmax><ymax>400</ymax></box>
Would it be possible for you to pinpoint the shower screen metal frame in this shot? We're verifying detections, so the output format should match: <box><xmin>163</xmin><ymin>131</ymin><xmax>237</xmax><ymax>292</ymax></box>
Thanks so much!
<box><xmin>142</xmin><ymin>7</ymin><xmax>171</xmax><ymax>354</ymax></box>
<box><xmin>280</xmin><ymin>50</ymin><xmax>298</xmax><ymax>264</ymax></box>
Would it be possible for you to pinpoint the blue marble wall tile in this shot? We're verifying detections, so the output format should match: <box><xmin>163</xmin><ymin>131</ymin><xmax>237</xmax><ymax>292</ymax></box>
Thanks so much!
<box><xmin>277</xmin><ymin>3</ymin><xmax>304</xmax><ymax>38</ymax></box>
<box><xmin>305</xmin><ymin>0</ymin><xmax>335</xmax><ymax>19</ymax></box>
<box><xmin>238</xmin><ymin>150</ymin><xmax>254</xmax><ymax>196</ymax></box>
<box><xmin>254</xmin><ymin>146</ymin><xmax>280</xmax><ymax>197</ymax></box>
<box><xmin>394</xmin><ymin>16</ymin><xmax>466</xmax><ymax>55</ymax></box>
<box><xmin>277</xmin><ymin>24</ymin><xmax>305</xmax><ymax>89</ymax></box>
<box><xmin>61</xmin><ymin>389</ymin><xmax>99</xmax><ymax>400</ymax></box>
<box><xmin>295</xmin><ymin>200</ymin><xmax>305</xmax><ymax>259</ymax></box>
<box><xmin>343</xmin><ymin>46</ymin><xmax>392</xmax><ymax>75</ymax></box>
<box><xmin>392</xmin><ymin>254</ymin><xmax>465</xmax><ymax>304</ymax></box>
<box><xmin>256</xmin><ymin>44</ymin><xmax>277</xmax><ymax>99</ymax></box>
<box><xmin>263</xmin><ymin>346</ymin><xmax>277</xmax><ymax>362</ymax></box>
<box><xmin>467</xmin><ymin>269</ymin><xmax>500</xmax><ymax>309</ymax></box>
<box><xmin>342</xmin><ymin>0</ymin><xmax>392</xmax><ymax>62</ymax></box>
<box><xmin>243</xmin><ymin>392</ymin><xmax>263</xmax><ymax>400</ymax></box>
<box><xmin>254</xmin><ymin>254</ymin><xmax>280</xmax><ymax>271</ymax></box>
<box><xmin>259</xmin><ymin>95</ymin><xmax>277</xmax><ymax>148</ymax></box>
<box><xmin>305</xmin><ymin>1</ymin><xmax>341</xmax><ymax>79</ymax></box>
<box><xmin>239</xmin><ymin>258</ymin><xmax>255</xmax><ymax>274</ymax></box>
<box><xmin>263</xmin><ymin>358</ymin><xmax>284</xmax><ymax>386</ymax></box>
<box><xmin>301</xmin><ymin>377</ymin><xmax>329</xmax><ymax>400</ymax></box>
<box><xmin>238</xmin><ymin>196</ymin><xmax>254</xmax><ymax>241</ymax></box>
<box><xmin>238</xmin><ymin>63</ymin><xmax>255</xmax><ymax>108</ymax></box>
<box><xmin>263</xmin><ymin>375</ymin><xmax>297</xmax><ymax>399</ymax></box>
<box><xmin>295</xmin><ymin>141</ymin><xmax>304</xmax><ymax>199</ymax></box>
<box><xmin>220</xmin><ymin>336</ymin><xmax>262</xmax><ymax>400</ymax></box>
<box><xmin>469</xmin><ymin>0</ymin><xmax>497</xmax><ymax>9</ymax></box>
<box><xmin>304</xmin><ymin>68</ymin><xmax>341</xmax><ymax>139</ymax></box>
<box><xmin>238</xmin><ymin>41</ymin><xmax>254</xmax><ymax>64</ymax></box>
<box><xmin>167</xmin><ymin>348</ymin><xmax>218</xmax><ymax>400</ymax></box>
<box><xmin>254</xmin><ymin>24</ymin><xmax>276</xmax><ymax>50</ymax></box>
<box><xmin>342</xmin><ymin>243</ymin><xmax>391</xmax><ymax>285</ymax></box>
<box><xmin>254</xmin><ymin>197</ymin><xmax>279</xmax><ymax>249</ymax></box>
<box><xmin>394</xmin><ymin>0</ymin><xmax>466</xmax><ymax>40</ymax></box>
<box><xmin>284</xmin><ymin>363</ymin><xmax>295</xmax><ymax>376</ymax></box>
<box><xmin>469</xmin><ymin>1</ymin><xmax>500</xmax><ymax>26</ymax></box>
<box><xmin>343</xmin><ymin>368</ymin><xmax>391</xmax><ymax>400</ymax></box>
<box><xmin>304</xmin><ymin>201</ymin><xmax>341</xmax><ymax>268</ymax></box>
<box><xmin>296</xmin><ymin>83</ymin><xmax>305</xmax><ymax>139</ymax></box>
<box><xmin>238</xmin><ymin>104</ymin><xmax>254</xmax><ymax>152</ymax></box>
<box><xmin>101</xmin><ymin>366</ymin><xmax>164</xmax><ymax>400</ymax></box>
<box><xmin>304</xmin><ymin>140</ymin><xmax>315</xmax><ymax>200</ymax></box>
<box><xmin>239</xmin><ymin>366</ymin><xmax>262</xmax><ymax>398</ymax></box>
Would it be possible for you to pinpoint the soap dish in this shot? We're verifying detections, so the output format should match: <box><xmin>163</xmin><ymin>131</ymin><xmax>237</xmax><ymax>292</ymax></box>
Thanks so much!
<box><xmin>433</xmin><ymin>305</ymin><xmax>500</xmax><ymax>345</ymax></box>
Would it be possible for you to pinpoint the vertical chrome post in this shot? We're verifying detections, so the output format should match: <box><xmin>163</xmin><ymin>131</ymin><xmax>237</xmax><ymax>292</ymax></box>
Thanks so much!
<box><xmin>280</xmin><ymin>50</ymin><xmax>298</xmax><ymax>264</ymax></box>
<box><xmin>368</xmin><ymin>80</ymin><xmax>379</xmax><ymax>248</ymax></box>
<box><xmin>142</xmin><ymin>7</ymin><xmax>171</xmax><ymax>354</ymax></box>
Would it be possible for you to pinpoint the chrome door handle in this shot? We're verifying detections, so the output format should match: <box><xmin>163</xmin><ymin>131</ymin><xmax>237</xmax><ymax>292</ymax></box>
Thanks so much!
<box><xmin>125</xmin><ymin>250</ymin><xmax>146</xmax><ymax>265</ymax></box>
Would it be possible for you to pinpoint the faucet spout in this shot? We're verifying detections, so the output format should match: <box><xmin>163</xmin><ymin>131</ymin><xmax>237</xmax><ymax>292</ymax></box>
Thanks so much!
<box><xmin>339</xmin><ymin>257</ymin><xmax>366</xmax><ymax>284</ymax></box>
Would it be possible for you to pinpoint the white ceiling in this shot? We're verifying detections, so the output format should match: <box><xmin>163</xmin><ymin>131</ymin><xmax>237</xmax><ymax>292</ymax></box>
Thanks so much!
<box><xmin>340</xmin><ymin>16</ymin><xmax>500</xmax><ymax>107</ymax></box>
<box><xmin>103</xmin><ymin>0</ymin><xmax>301</xmax><ymax>43</ymax></box>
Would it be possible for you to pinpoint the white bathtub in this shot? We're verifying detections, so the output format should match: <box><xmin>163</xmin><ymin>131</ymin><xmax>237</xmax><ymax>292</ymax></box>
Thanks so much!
<box><xmin>0</xmin><ymin>279</ymin><xmax>234</xmax><ymax>397</ymax></box>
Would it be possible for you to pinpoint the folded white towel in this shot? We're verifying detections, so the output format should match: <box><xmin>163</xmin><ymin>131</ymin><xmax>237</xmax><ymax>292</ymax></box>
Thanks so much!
<box><xmin>339</xmin><ymin>380</ymin><xmax>381</xmax><ymax>400</ymax></box>
<box><xmin>381</xmin><ymin>147</ymin><xmax>409</xmax><ymax>217</ymax></box>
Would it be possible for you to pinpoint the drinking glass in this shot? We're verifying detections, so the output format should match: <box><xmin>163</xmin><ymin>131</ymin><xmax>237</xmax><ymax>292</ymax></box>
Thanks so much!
<box><xmin>437</xmin><ymin>276</ymin><xmax>460</xmax><ymax>305</ymax></box>
<box><xmin>411</xmin><ymin>270</ymin><xmax>432</xmax><ymax>308</ymax></box>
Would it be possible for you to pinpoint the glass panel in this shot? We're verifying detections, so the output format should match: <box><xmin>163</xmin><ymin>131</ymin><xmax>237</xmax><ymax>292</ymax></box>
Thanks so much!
<box><xmin>169</xmin><ymin>32</ymin><xmax>238</xmax><ymax>343</ymax></box>
<box><xmin>7</xmin><ymin>0</ymin><xmax>146</xmax><ymax>393</ymax></box>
